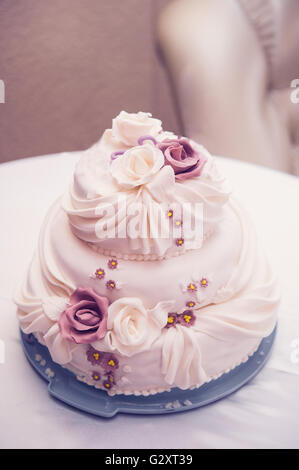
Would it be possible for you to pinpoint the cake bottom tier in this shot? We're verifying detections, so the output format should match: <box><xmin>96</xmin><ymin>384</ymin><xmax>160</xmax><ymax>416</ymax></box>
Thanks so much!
<box><xmin>20</xmin><ymin>326</ymin><xmax>277</xmax><ymax>417</ymax></box>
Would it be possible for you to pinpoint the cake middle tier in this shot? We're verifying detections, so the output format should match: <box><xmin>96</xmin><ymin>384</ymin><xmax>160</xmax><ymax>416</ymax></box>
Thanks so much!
<box><xmin>36</xmin><ymin>196</ymin><xmax>242</xmax><ymax>312</ymax></box>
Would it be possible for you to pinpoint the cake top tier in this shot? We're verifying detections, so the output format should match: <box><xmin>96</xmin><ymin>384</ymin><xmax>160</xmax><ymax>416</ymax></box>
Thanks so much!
<box><xmin>63</xmin><ymin>111</ymin><xmax>231</xmax><ymax>259</ymax></box>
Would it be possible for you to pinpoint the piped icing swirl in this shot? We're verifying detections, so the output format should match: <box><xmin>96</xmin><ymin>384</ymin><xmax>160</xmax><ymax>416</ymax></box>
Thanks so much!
<box><xmin>62</xmin><ymin>111</ymin><xmax>231</xmax><ymax>258</ymax></box>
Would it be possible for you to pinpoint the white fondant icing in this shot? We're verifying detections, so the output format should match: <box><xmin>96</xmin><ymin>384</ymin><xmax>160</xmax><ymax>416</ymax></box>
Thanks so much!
<box><xmin>62</xmin><ymin>140</ymin><xmax>230</xmax><ymax>258</ymax></box>
<box><xmin>14</xmin><ymin>111</ymin><xmax>280</xmax><ymax>396</ymax></box>
<box><xmin>43</xmin><ymin>323</ymin><xmax>79</xmax><ymax>365</ymax></box>
<box><xmin>162</xmin><ymin>325</ymin><xmax>208</xmax><ymax>388</ymax></box>
<box><xmin>42</xmin><ymin>296</ymin><xmax>68</xmax><ymax>322</ymax></box>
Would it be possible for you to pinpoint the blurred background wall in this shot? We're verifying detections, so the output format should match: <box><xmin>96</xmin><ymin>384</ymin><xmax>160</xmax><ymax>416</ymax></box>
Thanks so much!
<box><xmin>0</xmin><ymin>0</ymin><xmax>179</xmax><ymax>163</ymax></box>
<box><xmin>1</xmin><ymin>0</ymin><xmax>298</xmax><ymax>172</ymax></box>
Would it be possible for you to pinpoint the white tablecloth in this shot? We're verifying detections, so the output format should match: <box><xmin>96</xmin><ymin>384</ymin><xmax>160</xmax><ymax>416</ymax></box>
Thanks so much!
<box><xmin>0</xmin><ymin>152</ymin><xmax>299</xmax><ymax>449</ymax></box>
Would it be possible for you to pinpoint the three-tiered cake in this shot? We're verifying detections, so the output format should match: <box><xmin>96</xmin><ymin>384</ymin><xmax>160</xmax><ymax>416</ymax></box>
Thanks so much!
<box><xmin>15</xmin><ymin>111</ymin><xmax>279</xmax><ymax>396</ymax></box>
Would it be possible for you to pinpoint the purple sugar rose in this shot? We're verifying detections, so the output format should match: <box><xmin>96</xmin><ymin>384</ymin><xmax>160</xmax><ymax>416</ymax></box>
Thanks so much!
<box><xmin>158</xmin><ymin>138</ymin><xmax>207</xmax><ymax>181</ymax></box>
<box><xmin>59</xmin><ymin>287</ymin><xmax>109</xmax><ymax>344</ymax></box>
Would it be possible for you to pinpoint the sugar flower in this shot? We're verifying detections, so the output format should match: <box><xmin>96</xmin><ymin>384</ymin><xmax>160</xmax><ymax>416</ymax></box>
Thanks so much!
<box><xmin>177</xmin><ymin>310</ymin><xmax>195</xmax><ymax>327</ymax></box>
<box><xmin>103</xmin><ymin>297</ymin><xmax>174</xmax><ymax>356</ymax></box>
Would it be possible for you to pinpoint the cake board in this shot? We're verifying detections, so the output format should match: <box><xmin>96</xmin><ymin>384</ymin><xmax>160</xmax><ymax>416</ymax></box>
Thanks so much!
<box><xmin>20</xmin><ymin>326</ymin><xmax>276</xmax><ymax>418</ymax></box>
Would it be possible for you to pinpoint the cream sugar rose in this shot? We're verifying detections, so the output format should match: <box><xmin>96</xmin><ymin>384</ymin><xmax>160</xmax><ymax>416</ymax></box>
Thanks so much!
<box><xmin>15</xmin><ymin>111</ymin><xmax>279</xmax><ymax>396</ymax></box>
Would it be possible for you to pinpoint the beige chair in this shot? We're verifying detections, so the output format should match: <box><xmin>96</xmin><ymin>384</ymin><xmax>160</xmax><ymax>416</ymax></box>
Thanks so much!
<box><xmin>157</xmin><ymin>0</ymin><xmax>299</xmax><ymax>175</ymax></box>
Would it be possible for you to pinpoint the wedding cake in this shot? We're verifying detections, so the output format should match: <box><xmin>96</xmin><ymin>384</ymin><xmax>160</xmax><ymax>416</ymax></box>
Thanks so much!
<box><xmin>15</xmin><ymin>111</ymin><xmax>279</xmax><ymax>396</ymax></box>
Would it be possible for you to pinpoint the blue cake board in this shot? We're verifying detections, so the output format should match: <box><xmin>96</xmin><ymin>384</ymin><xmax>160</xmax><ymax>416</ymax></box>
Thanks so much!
<box><xmin>20</xmin><ymin>326</ymin><xmax>276</xmax><ymax>418</ymax></box>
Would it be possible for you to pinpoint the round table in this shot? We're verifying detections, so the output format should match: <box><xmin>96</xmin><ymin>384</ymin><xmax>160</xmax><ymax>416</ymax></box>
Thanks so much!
<box><xmin>0</xmin><ymin>152</ymin><xmax>299</xmax><ymax>449</ymax></box>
